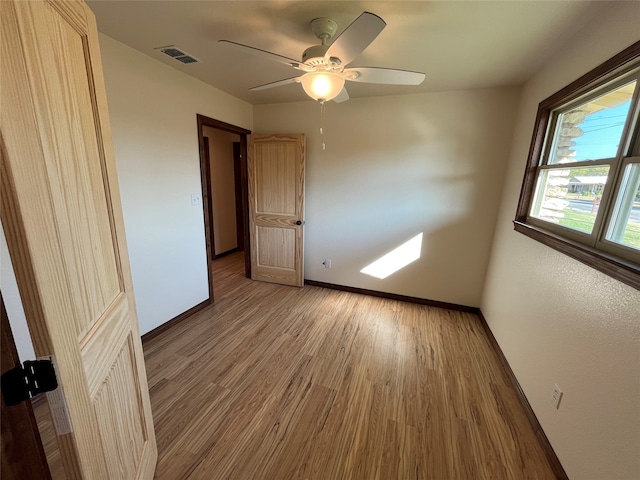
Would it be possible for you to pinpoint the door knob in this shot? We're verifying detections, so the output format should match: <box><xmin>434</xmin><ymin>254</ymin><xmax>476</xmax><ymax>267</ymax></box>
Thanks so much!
<box><xmin>296</xmin><ymin>220</ymin><xmax>304</xmax><ymax>225</ymax></box>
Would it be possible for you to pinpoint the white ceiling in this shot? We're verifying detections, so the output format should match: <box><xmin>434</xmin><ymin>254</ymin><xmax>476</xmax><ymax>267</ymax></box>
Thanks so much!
<box><xmin>87</xmin><ymin>1</ymin><xmax>607</xmax><ymax>105</ymax></box>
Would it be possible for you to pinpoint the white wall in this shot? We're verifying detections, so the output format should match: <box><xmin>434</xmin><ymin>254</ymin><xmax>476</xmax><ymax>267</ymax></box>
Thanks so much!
<box><xmin>254</xmin><ymin>88</ymin><xmax>520</xmax><ymax>307</ymax></box>
<box><xmin>98</xmin><ymin>34</ymin><xmax>252</xmax><ymax>335</ymax></box>
<box><xmin>203</xmin><ymin>127</ymin><xmax>239</xmax><ymax>255</ymax></box>
<box><xmin>481</xmin><ymin>4</ymin><xmax>640</xmax><ymax>479</ymax></box>
<box><xmin>1</xmin><ymin>223</ymin><xmax>35</xmax><ymax>363</ymax></box>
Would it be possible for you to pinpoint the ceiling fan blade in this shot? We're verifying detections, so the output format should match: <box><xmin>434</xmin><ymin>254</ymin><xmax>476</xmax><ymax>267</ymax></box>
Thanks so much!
<box><xmin>219</xmin><ymin>40</ymin><xmax>301</xmax><ymax>69</ymax></box>
<box><xmin>249</xmin><ymin>76</ymin><xmax>301</xmax><ymax>91</ymax></box>
<box><xmin>344</xmin><ymin>67</ymin><xmax>425</xmax><ymax>85</ymax></box>
<box><xmin>324</xmin><ymin>12</ymin><xmax>386</xmax><ymax>66</ymax></box>
<box><xmin>333</xmin><ymin>87</ymin><xmax>350</xmax><ymax>103</ymax></box>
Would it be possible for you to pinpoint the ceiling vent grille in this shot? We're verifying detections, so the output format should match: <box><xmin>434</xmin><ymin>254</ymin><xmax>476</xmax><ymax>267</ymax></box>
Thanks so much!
<box><xmin>155</xmin><ymin>45</ymin><xmax>201</xmax><ymax>64</ymax></box>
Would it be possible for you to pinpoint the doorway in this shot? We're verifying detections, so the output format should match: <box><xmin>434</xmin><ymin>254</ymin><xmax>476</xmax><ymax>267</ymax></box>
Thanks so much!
<box><xmin>196</xmin><ymin>115</ymin><xmax>251</xmax><ymax>301</ymax></box>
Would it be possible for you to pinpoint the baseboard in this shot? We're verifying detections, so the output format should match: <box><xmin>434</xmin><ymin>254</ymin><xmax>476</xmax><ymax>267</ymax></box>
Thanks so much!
<box><xmin>305</xmin><ymin>280</ymin><xmax>567</xmax><ymax>477</ymax></box>
<box><xmin>138</xmin><ymin>280</ymin><xmax>566</xmax><ymax>478</ymax></box>
<box><xmin>304</xmin><ymin>279</ymin><xmax>479</xmax><ymax>313</ymax></box>
<box><xmin>141</xmin><ymin>299</ymin><xmax>211</xmax><ymax>344</ymax></box>
<box><xmin>477</xmin><ymin>310</ymin><xmax>569</xmax><ymax>480</ymax></box>
<box><xmin>214</xmin><ymin>248</ymin><xmax>238</xmax><ymax>260</ymax></box>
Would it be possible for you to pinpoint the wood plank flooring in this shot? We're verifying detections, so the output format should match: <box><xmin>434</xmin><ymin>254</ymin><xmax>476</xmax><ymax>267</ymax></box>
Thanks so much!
<box><xmin>33</xmin><ymin>398</ymin><xmax>66</xmax><ymax>479</ymax></box>
<box><xmin>144</xmin><ymin>252</ymin><xmax>555</xmax><ymax>479</ymax></box>
<box><xmin>35</xmin><ymin>251</ymin><xmax>556</xmax><ymax>479</ymax></box>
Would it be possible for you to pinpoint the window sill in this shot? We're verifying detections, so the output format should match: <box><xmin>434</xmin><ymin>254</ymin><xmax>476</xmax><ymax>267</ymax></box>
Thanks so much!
<box><xmin>513</xmin><ymin>220</ymin><xmax>640</xmax><ymax>291</ymax></box>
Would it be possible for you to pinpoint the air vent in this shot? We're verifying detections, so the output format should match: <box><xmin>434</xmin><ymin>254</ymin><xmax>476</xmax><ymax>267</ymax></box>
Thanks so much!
<box><xmin>155</xmin><ymin>45</ymin><xmax>201</xmax><ymax>65</ymax></box>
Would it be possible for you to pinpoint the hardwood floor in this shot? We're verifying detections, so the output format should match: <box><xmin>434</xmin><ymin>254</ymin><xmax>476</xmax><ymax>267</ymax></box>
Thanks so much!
<box><xmin>35</xmin><ymin>251</ymin><xmax>556</xmax><ymax>479</ymax></box>
<box><xmin>33</xmin><ymin>398</ymin><xmax>66</xmax><ymax>480</ymax></box>
<box><xmin>144</xmin><ymin>252</ymin><xmax>555</xmax><ymax>479</ymax></box>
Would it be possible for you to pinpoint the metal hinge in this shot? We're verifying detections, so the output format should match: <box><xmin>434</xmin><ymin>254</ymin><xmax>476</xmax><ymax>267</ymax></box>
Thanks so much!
<box><xmin>1</xmin><ymin>358</ymin><xmax>58</xmax><ymax>406</ymax></box>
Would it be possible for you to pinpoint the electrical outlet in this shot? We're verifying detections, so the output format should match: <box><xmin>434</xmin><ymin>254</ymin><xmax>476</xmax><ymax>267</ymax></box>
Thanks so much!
<box><xmin>322</xmin><ymin>259</ymin><xmax>332</xmax><ymax>269</ymax></box>
<box><xmin>191</xmin><ymin>193</ymin><xmax>202</xmax><ymax>206</ymax></box>
<box><xmin>552</xmin><ymin>384</ymin><xmax>563</xmax><ymax>409</ymax></box>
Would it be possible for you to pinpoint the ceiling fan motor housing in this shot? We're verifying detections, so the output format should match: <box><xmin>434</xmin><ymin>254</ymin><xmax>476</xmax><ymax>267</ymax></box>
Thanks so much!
<box><xmin>302</xmin><ymin>44</ymin><xmax>330</xmax><ymax>65</ymax></box>
<box><xmin>302</xmin><ymin>17</ymin><xmax>341</xmax><ymax>67</ymax></box>
<box><xmin>220</xmin><ymin>11</ymin><xmax>425</xmax><ymax>98</ymax></box>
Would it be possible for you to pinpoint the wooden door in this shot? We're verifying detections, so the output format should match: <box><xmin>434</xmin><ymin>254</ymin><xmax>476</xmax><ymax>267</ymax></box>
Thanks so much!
<box><xmin>1</xmin><ymin>1</ymin><xmax>157</xmax><ymax>479</ymax></box>
<box><xmin>248</xmin><ymin>134</ymin><xmax>305</xmax><ymax>287</ymax></box>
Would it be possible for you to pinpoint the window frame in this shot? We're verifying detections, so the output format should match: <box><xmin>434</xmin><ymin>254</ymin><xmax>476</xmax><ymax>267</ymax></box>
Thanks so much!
<box><xmin>514</xmin><ymin>41</ymin><xmax>640</xmax><ymax>291</ymax></box>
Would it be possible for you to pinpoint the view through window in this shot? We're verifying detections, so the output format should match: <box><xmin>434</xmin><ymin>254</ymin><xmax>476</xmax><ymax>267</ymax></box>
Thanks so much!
<box><xmin>515</xmin><ymin>42</ymin><xmax>640</xmax><ymax>289</ymax></box>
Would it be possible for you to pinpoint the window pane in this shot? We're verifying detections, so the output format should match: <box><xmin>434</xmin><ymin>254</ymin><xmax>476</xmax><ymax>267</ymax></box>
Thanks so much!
<box><xmin>530</xmin><ymin>165</ymin><xmax>610</xmax><ymax>234</ymax></box>
<box><xmin>606</xmin><ymin>163</ymin><xmax>640</xmax><ymax>250</ymax></box>
<box><xmin>548</xmin><ymin>81</ymin><xmax>636</xmax><ymax>165</ymax></box>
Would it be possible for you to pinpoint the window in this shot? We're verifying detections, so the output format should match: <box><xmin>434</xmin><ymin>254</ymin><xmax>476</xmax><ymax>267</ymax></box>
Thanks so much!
<box><xmin>515</xmin><ymin>42</ymin><xmax>640</xmax><ymax>290</ymax></box>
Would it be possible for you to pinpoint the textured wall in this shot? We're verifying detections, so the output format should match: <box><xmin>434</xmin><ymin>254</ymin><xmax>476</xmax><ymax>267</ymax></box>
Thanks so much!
<box><xmin>481</xmin><ymin>3</ymin><xmax>640</xmax><ymax>478</ymax></box>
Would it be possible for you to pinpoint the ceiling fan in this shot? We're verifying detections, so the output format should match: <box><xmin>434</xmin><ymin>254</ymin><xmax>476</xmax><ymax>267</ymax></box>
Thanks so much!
<box><xmin>219</xmin><ymin>11</ymin><xmax>425</xmax><ymax>103</ymax></box>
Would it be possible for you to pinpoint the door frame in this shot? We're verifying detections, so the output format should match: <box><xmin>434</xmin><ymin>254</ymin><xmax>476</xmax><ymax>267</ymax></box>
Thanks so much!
<box><xmin>1</xmin><ymin>293</ymin><xmax>52</xmax><ymax>480</ymax></box>
<box><xmin>232</xmin><ymin>142</ymin><xmax>245</xmax><ymax>253</ymax></box>
<box><xmin>196</xmin><ymin>114</ymin><xmax>252</xmax><ymax>301</ymax></box>
<box><xmin>201</xmin><ymin>136</ymin><xmax>216</xmax><ymax>265</ymax></box>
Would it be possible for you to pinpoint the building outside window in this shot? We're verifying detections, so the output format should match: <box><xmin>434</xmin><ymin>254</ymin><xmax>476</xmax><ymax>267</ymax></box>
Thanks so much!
<box><xmin>515</xmin><ymin>42</ymin><xmax>640</xmax><ymax>289</ymax></box>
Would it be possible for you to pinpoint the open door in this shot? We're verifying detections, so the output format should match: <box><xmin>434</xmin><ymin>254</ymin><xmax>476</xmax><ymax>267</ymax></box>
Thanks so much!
<box><xmin>1</xmin><ymin>1</ymin><xmax>157</xmax><ymax>478</ymax></box>
<box><xmin>248</xmin><ymin>134</ymin><xmax>305</xmax><ymax>287</ymax></box>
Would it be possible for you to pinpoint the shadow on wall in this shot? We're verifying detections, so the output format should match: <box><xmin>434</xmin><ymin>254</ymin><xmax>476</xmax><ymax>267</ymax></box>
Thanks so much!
<box><xmin>308</xmin><ymin>136</ymin><xmax>496</xmax><ymax>307</ymax></box>
<box><xmin>343</xmin><ymin>208</ymin><xmax>488</xmax><ymax>308</ymax></box>
<box><xmin>255</xmin><ymin>89</ymin><xmax>519</xmax><ymax>307</ymax></box>
<box><xmin>308</xmin><ymin>89</ymin><xmax>518</xmax><ymax>306</ymax></box>
<box><xmin>306</xmin><ymin>139</ymin><xmax>504</xmax><ymax>307</ymax></box>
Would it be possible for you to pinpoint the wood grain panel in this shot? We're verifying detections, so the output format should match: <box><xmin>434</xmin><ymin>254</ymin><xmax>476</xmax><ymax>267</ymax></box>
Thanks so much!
<box><xmin>93</xmin><ymin>336</ymin><xmax>147</xmax><ymax>480</ymax></box>
<box><xmin>81</xmin><ymin>294</ymin><xmax>130</xmax><ymax>398</ymax></box>
<box><xmin>2</xmin><ymin>2</ymin><xmax>104</xmax><ymax>476</ymax></box>
<box><xmin>2</xmin><ymin>1</ymin><xmax>156</xmax><ymax>478</ymax></box>
<box><xmin>256</xmin><ymin>225</ymin><xmax>295</xmax><ymax>269</ymax></box>
<box><xmin>47</xmin><ymin>0</ymin><xmax>87</xmax><ymax>32</ymax></box>
<box><xmin>254</xmin><ymin>213</ymin><xmax>300</xmax><ymax>227</ymax></box>
<box><xmin>254</xmin><ymin>143</ymin><xmax>296</xmax><ymax>215</ymax></box>
<box><xmin>17</xmin><ymin>0</ymin><xmax>121</xmax><ymax>338</ymax></box>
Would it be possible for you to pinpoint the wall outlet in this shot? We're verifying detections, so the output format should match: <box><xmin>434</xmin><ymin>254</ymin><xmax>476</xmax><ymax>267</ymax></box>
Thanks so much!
<box><xmin>322</xmin><ymin>259</ymin><xmax>332</xmax><ymax>269</ymax></box>
<box><xmin>191</xmin><ymin>193</ymin><xmax>202</xmax><ymax>206</ymax></box>
<box><xmin>552</xmin><ymin>384</ymin><xmax>563</xmax><ymax>409</ymax></box>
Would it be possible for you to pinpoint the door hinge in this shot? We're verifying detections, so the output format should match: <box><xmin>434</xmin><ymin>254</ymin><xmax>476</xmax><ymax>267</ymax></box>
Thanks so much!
<box><xmin>1</xmin><ymin>358</ymin><xmax>58</xmax><ymax>406</ymax></box>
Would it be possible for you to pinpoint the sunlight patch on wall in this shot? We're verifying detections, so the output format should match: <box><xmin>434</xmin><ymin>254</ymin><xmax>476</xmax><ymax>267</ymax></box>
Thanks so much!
<box><xmin>360</xmin><ymin>233</ymin><xmax>423</xmax><ymax>279</ymax></box>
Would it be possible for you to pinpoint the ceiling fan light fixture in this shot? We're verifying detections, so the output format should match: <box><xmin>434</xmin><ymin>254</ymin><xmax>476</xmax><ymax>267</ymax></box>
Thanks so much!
<box><xmin>300</xmin><ymin>72</ymin><xmax>345</xmax><ymax>102</ymax></box>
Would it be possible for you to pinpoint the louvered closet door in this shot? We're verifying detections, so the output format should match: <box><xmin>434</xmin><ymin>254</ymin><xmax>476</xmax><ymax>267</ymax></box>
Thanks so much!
<box><xmin>0</xmin><ymin>1</ymin><xmax>157</xmax><ymax>478</ymax></box>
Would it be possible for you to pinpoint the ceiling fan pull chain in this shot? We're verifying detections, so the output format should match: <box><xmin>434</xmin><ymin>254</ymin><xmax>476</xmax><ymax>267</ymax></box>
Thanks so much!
<box><xmin>320</xmin><ymin>100</ymin><xmax>326</xmax><ymax>151</ymax></box>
